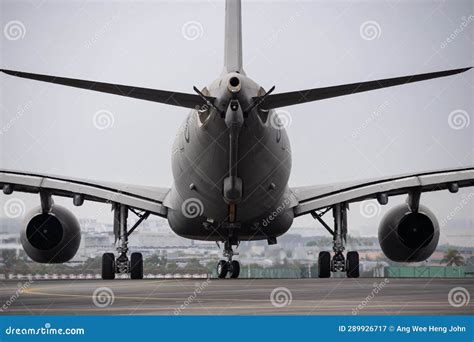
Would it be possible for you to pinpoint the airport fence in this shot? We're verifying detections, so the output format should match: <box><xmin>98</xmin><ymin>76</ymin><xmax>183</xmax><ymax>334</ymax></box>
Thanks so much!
<box><xmin>2</xmin><ymin>266</ymin><xmax>472</xmax><ymax>280</ymax></box>
<box><xmin>383</xmin><ymin>266</ymin><xmax>471</xmax><ymax>278</ymax></box>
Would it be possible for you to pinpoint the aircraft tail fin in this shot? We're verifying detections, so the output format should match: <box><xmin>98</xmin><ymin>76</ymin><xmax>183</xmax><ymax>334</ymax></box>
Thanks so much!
<box><xmin>223</xmin><ymin>0</ymin><xmax>244</xmax><ymax>75</ymax></box>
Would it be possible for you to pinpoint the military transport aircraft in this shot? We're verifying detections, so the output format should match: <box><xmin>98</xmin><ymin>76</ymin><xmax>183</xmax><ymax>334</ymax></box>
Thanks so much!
<box><xmin>1</xmin><ymin>0</ymin><xmax>473</xmax><ymax>279</ymax></box>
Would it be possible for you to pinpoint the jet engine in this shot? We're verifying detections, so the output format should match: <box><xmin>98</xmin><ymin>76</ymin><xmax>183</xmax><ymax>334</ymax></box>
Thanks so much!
<box><xmin>20</xmin><ymin>205</ymin><xmax>81</xmax><ymax>263</ymax></box>
<box><xmin>378</xmin><ymin>203</ymin><xmax>439</xmax><ymax>262</ymax></box>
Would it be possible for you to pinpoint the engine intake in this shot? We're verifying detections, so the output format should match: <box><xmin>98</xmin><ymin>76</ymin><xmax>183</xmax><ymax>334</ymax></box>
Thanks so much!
<box><xmin>20</xmin><ymin>205</ymin><xmax>81</xmax><ymax>263</ymax></box>
<box><xmin>378</xmin><ymin>204</ymin><xmax>439</xmax><ymax>262</ymax></box>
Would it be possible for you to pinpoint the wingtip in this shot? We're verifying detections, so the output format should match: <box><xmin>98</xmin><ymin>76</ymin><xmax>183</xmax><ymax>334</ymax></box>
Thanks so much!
<box><xmin>1</xmin><ymin>69</ymin><xmax>26</xmax><ymax>76</ymax></box>
<box><xmin>446</xmin><ymin>66</ymin><xmax>472</xmax><ymax>76</ymax></box>
<box><xmin>0</xmin><ymin>69</ymin><xmax>14</xmax><ymax>75</ymax></box>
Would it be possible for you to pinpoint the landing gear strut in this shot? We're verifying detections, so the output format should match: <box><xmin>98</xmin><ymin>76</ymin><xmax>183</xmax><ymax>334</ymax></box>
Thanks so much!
<box><xmin>101</xmin><ymin>204</ymin><xmax>149</xmax><ymax>280</ymax></box>
<box><xmin>217</xmin><ymin>240</ymin><xmax>240</xmax><ymax>279</ymax></box>
<box><xmin>216</xmin><ymin>99</ymin><xmax>244</xmax><ymax>279</ymax></box>
<box><xmin>312</xmin><ymin>203</ymin><xmax>359</xmax><ymax>278</ymax></box>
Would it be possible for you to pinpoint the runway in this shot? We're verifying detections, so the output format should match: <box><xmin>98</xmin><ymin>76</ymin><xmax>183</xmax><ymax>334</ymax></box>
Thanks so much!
<box><xmin>0</xmin><ymin>278</ymin><xmax>472</xmax><ymax>315</ymax></box>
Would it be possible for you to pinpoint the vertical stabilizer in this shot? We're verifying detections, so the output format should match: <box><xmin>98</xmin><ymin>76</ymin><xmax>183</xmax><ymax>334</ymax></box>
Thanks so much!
<box><xmin>224</xmin><ymin>0</ymin><xmax>244</xmax><ymax>74</ymax></box>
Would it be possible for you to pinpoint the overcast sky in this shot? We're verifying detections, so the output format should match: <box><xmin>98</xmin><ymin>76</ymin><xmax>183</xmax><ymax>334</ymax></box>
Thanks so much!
<box><xmin>1</xmin><ymin>0</ymin><xmax>473</xmax><ymax>246</ymax></box>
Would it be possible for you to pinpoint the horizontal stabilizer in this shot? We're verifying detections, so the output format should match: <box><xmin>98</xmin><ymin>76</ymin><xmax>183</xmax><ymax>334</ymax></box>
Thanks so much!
<box><xmin>257</xmin><ymin>67</ymin><xmax>472</xmax><ymax>110</ymax></box>
<box><xmin>1</xmin><ymin>69</ymin><xmax>214</xmax><ymax>109</ymax></box>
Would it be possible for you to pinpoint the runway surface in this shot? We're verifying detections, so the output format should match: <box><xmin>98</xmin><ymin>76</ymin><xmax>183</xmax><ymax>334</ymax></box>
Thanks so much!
<box><xmin>0</xmin><ymin>278</ymin><xmax>472</xmax><ymax>315</ymax></box>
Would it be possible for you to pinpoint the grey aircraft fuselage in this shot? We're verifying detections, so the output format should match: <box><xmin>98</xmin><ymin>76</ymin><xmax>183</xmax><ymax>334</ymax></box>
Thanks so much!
<box><xmin>167</xmin><ymin>72</ymin><xmax>295</xmax><ymax>242</ymax></box>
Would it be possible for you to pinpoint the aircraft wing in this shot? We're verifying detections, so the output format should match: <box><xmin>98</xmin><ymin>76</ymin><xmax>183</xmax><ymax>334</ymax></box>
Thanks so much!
<box><xmin>291</xmin><ymin>167</ymin><xmax>474</xmax><ymax>217</ymax></box>
<box><xmin>0</xmin><ymin>169</ymin><xmax>169</xmax><ymax>217</ymax></box>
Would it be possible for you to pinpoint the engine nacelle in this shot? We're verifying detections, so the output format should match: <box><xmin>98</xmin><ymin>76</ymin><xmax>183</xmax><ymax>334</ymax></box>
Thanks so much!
<box><xmin>20</xmin><ymin>205</ymin><xmax>81</xmax><ymax>263</ymax></box>
<box><xmin>378</xmin><ymin>204</ymin><xmax>439</xmax><ymax>262</ymax></box>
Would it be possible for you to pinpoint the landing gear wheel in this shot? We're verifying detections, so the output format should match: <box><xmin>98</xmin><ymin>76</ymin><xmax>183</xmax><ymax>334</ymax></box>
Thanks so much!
<box><xmin>217</xmin><ymin>260</ymin><xmax>228</xmax><ymax>279</ymax></box>
<box><xmin>346</xmin><ymin>251</ymin><xmax>360</xmax><ymax>278</ymax></box>
<box><xmin>318</xmin><ymin>251</ymin><xmax>331</xmax><ymax>278</ymax></box>
<box><xmin>229</xmin><ymin>260</ymin><xmax>240</xmax><ymax>278</ymax></box>
<box><xmin>130</xmin><ymin>252</ymin><xmax>143</xmax><ymax>279</ymax></box>
<box><xmin>102</xmin><ymin>253</ymin><xmax>115</xmax><ymax>280</ymax></box>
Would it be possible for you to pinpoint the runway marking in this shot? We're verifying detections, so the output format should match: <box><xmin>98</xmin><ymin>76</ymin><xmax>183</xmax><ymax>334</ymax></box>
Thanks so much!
<box><xmin>18</xmin><ymin>288</ymin><xmax>474</xmax><ymax>307</ymax></box>
<box><xmin>1</xmin><ymin>280</ymin><xmax>177</xmax><ymax>291</ymax></box>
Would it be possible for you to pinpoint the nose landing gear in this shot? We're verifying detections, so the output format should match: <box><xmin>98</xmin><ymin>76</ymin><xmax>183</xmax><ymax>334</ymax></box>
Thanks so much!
<box><xmin>216</xmin><ymin>240</ymin><xmax>240</xmax><ymax>279</ymax></box>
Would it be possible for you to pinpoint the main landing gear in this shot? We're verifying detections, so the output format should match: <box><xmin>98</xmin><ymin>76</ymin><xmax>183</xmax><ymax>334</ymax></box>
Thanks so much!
<box><xmin>102</xmin><ymin>204</ymin><xmax>150</xmax><ymax>280</ymax></box>
<box><xmin>312</xmin><ymin>203</ymin><xmax>360</xmax><ymax>278</ymax></box>
<box><xmin>216</xmin><ymin>240</ymin><xmax>240</xmax><ymax>279</ymax></box>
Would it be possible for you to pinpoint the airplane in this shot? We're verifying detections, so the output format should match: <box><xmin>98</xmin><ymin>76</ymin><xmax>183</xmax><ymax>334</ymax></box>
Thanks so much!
<box><xmin>1</xmin><ymin>0</ymin><xmax>473</xmax><ymax>280</ymax></box>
